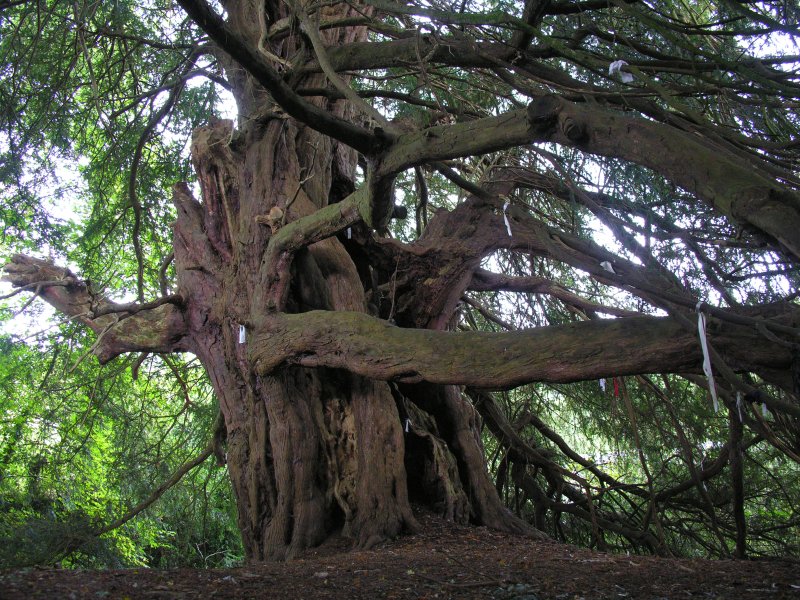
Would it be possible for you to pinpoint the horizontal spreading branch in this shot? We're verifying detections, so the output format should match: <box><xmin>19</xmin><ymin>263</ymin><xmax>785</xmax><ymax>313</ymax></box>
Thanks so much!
<box><xmin>2</xmin><ymin>255</ymin><xmax>187</xmax><ymax>363</ymax></box>
<box><xmin>179</xmin><ymin>0</ymin><xmax>800</xmax><ymax>251</ymax></box>
<box><xmin>248</xmin><ymin>310</ymin><xmax>796</xmax><ymax>398</ymax></box>
<box><xmin>469</xmin><ymin>269</ymin><xmax>640</xmax><ymax>318</ymax></box>
<box><xmin>375</xmin><ymin>95</ymin><xmax>800</xmax><ymax>259</ymax></box>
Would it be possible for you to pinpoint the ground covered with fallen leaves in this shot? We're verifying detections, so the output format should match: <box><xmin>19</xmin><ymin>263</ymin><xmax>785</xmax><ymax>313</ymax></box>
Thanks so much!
<box><xmin>2</xmin><ymin>511</ymin><xmax>799</xmax><ymax>599</ymax></box>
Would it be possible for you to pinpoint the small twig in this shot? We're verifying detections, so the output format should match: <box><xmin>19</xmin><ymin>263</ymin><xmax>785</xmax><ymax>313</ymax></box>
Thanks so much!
<box><xmin>388</xmin><ymin>257</ymin><xmax>400</xmax><ymax>322</ymax></box>
<box><xmin>130</xmin><ymin>352</ymin><xmax>150</xmax><ymax>380</ymax></box>
<box><xmin>158</xmin><ymin>252</ymin><xmax>174</xmax><ymax>296</ymax></box>
<box><xmin>128</xmin><ymin>50</ymin><xmax>199</xmax><ymax>301</ymax></box>
<box><xmin>11</xmin><ymin>311</ymin><xmax>92</xmax><ymax>343</ymax></box>
<box><xmin>90</xmin><ymin>294</ymin><xmax>184</xmax><ymax>318</ymax></box>
<box><xmin>462</xmin><ymin>295</ymin><xmax>514</xmax><ymax>331</ymax></box>
<box><xmin>436</xmin><ymin>547</ymin><xmax>503</xmax><ymax>583</ymax></box>
<box><xmin>68</xmin><ymin>320</ymin><xmax>118</xmax><ymax>373</ymax></box>
<box><xmin>10</xmin><ymin>287</ymin><xmax>41</xmax><ymax>317</ymax></box>
<box><xmin>95</xmin><ymin>441</ymin><xmax>215</xmax><ymax>536</ymax></box>
<box><xmin>433</xmin><ymin>161</ymin><xmax>494</xmax><ymax>200</ymax></box>
<box><xmin>414</xmin><ymin>166</ymin><xmax>428</xmax><ymax>235</ymax></box>
<box><xmin>256</xmin><ymin>1</ymin><xmax>294</xmax><ymax>69</ymax></box>
<box><xmin>0</xmin><ymin>278</ymin><xmax>71</xmax><ymax>300</ymax></box>
<box><xmin>287</xmin><ymin>143</ymin><xmax>319</xmax><ymax>213</ymax></box>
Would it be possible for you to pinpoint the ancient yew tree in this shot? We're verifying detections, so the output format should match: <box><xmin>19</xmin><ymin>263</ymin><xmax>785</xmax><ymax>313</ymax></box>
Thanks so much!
<box><xmin>2</xmin><ymin>0</ymin><xmax>800</xmax><ymax>562</ymax></box>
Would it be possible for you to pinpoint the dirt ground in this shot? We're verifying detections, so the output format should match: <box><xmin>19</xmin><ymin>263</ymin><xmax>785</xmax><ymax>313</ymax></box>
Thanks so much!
<box><xmin>2</xmin><ymin>511</ymin><xmax>799</xmax><ymax>599</ymax></box>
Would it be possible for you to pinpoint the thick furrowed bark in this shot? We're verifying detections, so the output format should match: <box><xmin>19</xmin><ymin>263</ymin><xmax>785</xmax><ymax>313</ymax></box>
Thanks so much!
<box><xmin>349</xmin><ymin>377</ymin><xmax>418</xmax><ymax>547</ymax></box>
<box><xmin>400</xmin><ymin>397</ymin><xmax>471</xmax><ymax>522</ymax></box>
<box><xmin>162</xmin><ymin>23</ymin><xmax>437</xmax><ymax>555</ymax></box>
<box><xmin>260</xmin><ymin>372</ymin><xmax>329</xmax><ymax>560</ymax></box>
<box><xmin>436</xmin><ymin>386</ymin><xmax>535</xmax><ymax>535</ymax></box>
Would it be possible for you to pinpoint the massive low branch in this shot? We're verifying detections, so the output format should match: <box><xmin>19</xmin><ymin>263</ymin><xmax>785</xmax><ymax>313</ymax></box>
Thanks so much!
<box><xmin>2</xmin><ymin>255</ymin><xmax>187</xmax><ymax>363</ymax></box>
<box><xmin>248</xmin><ymin>310</ymin><xmax>797</xmax><ymax>400</ymax></box>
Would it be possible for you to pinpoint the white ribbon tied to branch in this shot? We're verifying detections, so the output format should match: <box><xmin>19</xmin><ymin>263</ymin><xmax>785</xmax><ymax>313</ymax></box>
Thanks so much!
<box><xmin>696</xmin><ymin>302</ymin><xmax>719</xmax><ymax>412</ymax></box>
<box><xmin>503</xmin><ymin>200</ymin><xmax>513</xmax><ymax>237</ymax></box>
<box><xmin>609</xmin><ymin>59</ymin><xmax>634</xmax><ymax>83</ymax></box>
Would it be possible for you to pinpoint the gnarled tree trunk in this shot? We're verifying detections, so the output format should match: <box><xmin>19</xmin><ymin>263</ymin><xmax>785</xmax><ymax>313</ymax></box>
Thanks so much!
<box><xmin>166</xmin><ymin>0</ymin><xmax>522</xmax><ymax>560</ymax></box>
